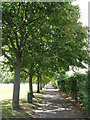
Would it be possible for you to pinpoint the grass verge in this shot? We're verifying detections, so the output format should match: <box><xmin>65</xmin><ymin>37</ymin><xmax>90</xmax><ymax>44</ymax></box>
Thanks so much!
<box><xmin>1</xmin><ymin>88</ymin><xmax>45</xmax><ymax>119</ymax></box>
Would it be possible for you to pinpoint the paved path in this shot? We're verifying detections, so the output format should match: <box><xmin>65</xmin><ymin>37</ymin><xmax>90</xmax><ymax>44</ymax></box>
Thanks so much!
<box><xmin>34</xmin><ymin>83</ymin><xmax>88</xmax><ymax>119</ymax></box>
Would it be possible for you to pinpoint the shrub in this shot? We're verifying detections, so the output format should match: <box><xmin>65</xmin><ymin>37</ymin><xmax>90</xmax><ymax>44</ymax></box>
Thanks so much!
<box><xmin>51</xmin><ymin>73</ymin><xmax>88</xmax><ymax>110</ymax></box>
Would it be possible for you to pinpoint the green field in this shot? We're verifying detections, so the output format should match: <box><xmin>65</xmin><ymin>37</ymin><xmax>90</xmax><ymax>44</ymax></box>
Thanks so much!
<box><xmin>0</xmin><ymin>83</ymin><xmax>37</xmax><ymax>100</ymax></box>
<box><xmin>0</xmin><ymin>83</ymin><xmax>44</xmax><ymax>118</ymax></box>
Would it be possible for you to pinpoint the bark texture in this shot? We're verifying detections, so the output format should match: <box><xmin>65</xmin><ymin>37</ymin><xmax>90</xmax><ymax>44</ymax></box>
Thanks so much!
<box><xmin>40</xmin><ymin>75</ymin><xmax>42</xmax><ymax>90</ymax></box>
<box><xmin>29</xmin><ymin>74</ymin><xmax>33</xmax><ymax>93</ymax></box>
<box><xmin>37</xmin><ymin>72</ymin><xmax>40</xmax><ymax>93</ymax></box>
<box><xmin>12</xmin><ymin>60</ymin><xmax>21</xmax><ymax>110</ymax></box>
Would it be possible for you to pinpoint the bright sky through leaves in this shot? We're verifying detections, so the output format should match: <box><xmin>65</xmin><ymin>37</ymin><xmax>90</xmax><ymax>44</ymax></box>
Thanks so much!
<box><xmin>72</xmin><ymin>0</ymin><xmax>89</xmax><ymax>26</ymax></box>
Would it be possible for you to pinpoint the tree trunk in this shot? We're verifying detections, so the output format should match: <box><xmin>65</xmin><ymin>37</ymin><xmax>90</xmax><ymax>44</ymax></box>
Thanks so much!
<box><xmin>72</xmin><ymin>79</ymin><xmax>77</xmax><ymax>100</ymax></box>
<box><xmin>37</xmin><ymin>72</ymin><xmax>40</xmax><ymax>93</ymax></box>
<box><xmin>61</xmin><ymin>80</ymin><xmax>66</xmax><ymax>92</ymax></box>
<box><xmin>88</xmin><ymin>71</ymin><xmax>90</xmax><ymax>116</ymax></box>
<box><xmin>12</xmin><ymin>61</ymin><xmax>20</xmax><ymax>110</ymax></box>
<box><xmin>40</xmin><ymin>75</ymin><xmax>42</xmax><ymax>90</ymax></box>
<box><xmin>29</xmin><ymin>74</ymin><xmax>33</xmax><ymax>93</ymax></box>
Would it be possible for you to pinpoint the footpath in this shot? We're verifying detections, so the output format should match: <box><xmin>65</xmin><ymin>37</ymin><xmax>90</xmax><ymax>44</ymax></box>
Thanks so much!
<box><xmin>34</xmin><ymin>83</ymin><xmax>88</xmax><ymax>119</ymax></box>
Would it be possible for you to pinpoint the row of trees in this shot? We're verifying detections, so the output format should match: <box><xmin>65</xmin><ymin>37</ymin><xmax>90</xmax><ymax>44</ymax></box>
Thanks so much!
<box><xmin>1</xmin><ymin>2</ymin><xmax>88</xmax><ymax>110</ymax></box>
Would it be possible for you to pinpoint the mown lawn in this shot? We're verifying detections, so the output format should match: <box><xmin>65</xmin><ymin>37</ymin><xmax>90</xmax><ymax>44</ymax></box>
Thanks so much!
<box><xmin>0</xmin><ymin>83</ymin><xmax>45</xmax><ymax>119</ymax></box>
<box><xmin>0</xmin><ymin>83</ymin><xmax>38</xmax><ymax>100</ymax></box>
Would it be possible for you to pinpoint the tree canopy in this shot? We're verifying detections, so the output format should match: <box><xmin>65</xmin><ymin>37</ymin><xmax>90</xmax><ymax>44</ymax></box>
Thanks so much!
<box><xmin>2</xmin><ymin>2</ymin><xmax>88</xmax><ymax>109</ymax></box>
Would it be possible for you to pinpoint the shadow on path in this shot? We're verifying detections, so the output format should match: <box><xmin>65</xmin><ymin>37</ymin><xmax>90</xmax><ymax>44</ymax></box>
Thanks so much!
<box><xmin>34</xmin><ymin>83</ymin><xmax>88</xmax><ymax>119</ymax></box>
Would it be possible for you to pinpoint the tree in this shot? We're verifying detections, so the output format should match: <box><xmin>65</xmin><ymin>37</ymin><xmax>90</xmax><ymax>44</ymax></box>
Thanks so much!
<box><xmin>2</xmin><ymin>2</ymin><xmax>88</xmax><ymax>110</ymax></box>
<box><xmin>2</xmin><ymin>3</ymin><xmax>34</xmax><ymax>109</ymax></box>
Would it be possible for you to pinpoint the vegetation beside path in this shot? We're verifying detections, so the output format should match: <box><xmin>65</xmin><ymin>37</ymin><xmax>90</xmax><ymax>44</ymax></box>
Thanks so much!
<box><xmin>0</xmin><ymin>84</ymin><xmax>45</xmax><ymax>119</ymax></box>
<box><xmin>1</xmin><ymin>2</ymin><xmax>89</xmax><ymax>118</ymax></box>
<box><xmin>51</xmin><ymin>73</ymin><xmax>89</xmax><ymax>117</ymax></box>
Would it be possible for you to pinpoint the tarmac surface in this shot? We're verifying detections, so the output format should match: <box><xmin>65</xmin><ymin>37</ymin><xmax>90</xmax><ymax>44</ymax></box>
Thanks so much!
<box><xmin>34</xmin><ymin>83</ymin><xmax>88</xmax><ymax>119</ymax></box>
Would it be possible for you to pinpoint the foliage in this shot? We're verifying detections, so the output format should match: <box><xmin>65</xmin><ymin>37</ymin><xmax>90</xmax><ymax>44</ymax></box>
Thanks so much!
<box><xmin>51</xmin><ymin>73</ymin><xmax>88</xmax><ymax>110</ymax></box>
<box><xmin>2</xmin><ymin>2</ymin><xmax>88</xmax><ymax>79</ymax></box>
<box><xmin>20</xmin><ymin>71</ymin><xmax>29</xmax><ymax>83</ymax></box>
<box><xmin>2</xmin><ymin>76</ymin><xmax>14</xmax><ymax>83</ymax></box>
<box><xmin>2</xmin><ymin>2</ymin><xmax>88</xmax><ymax>109</ymax></box>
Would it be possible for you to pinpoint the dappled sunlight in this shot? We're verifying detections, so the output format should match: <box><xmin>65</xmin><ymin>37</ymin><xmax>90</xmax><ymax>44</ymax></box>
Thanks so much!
<box><xmin>34</xmin><ymin>99</ymin><xmax>74</xmax><ymax>115</ymax></box>
<box><xmin>35</xmin><ymin>107</ymin><xmax>73</xmax><ymax>113</ymax></box>
<box><xmin>46</xmin><ymin>88</ymin><xmax>59</xmax><ymax>92</ymax></box>
<box><xmin>1</xmin><ymin>91</ymin><xmax>44</xmax><ymax>118</ymax></box>
<box><xmin>34</xmin><ymin>83</ymin><xmax>87</xmax><ymax>118</ymax></box>
<box><xmin>44</xmin><ymin>93</ymin><xmax>64</xmax><ymax>100</ymax></box>
<box><xmin>1</xmin><ymin>2</ymin><xmax>89</xmax><ymax>119</ymax></box>
<box><xmin>1</xmin><ymin>99</ymin><xmax>32</xmax><ymax>118</ymax></box>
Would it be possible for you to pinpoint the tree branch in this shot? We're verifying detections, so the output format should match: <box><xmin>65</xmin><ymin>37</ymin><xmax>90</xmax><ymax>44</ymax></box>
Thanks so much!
<box><xmin>14</xmin><ymin>30</ymin><xmax>20</xmax><ymax>53</ymax></box>
<box><xmin>21</xmin><ymin>68</ymin><xmax>29</xmax><ymax>75</ymax></box>
<box><xmin>2</xmin><ymin>50</ymin><xmax>14</xmax><ymax>65</ymax></box>
<box><xmin>18</xmin><ymin>3</ymin><xmax>21</xmax><ymax>14</ymax></box>
<box><xmin>9</xmin><ymin>36</ymin><xmax>17</xmax><ymax>56</ymax></box>
<box><xmin>25</xmin><ymin>3</ymin><xmax>29</xmax><ymax>20</ymax></box>
<box><xmin>21</xmin><ymin>33</ymin><xmax>28</xmax><ymax>54</ymax></box>
<box><xmin>27</xmin><ymin>15</ymin><xmax>45</xmax><ymax>27</ymax></box>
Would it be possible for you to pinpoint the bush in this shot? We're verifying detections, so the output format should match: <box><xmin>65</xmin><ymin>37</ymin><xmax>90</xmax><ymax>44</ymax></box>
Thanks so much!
<box><xmin>51</xmin><ymin>73</ymin><xmax>88</xmax><ymax>110</ymax></box>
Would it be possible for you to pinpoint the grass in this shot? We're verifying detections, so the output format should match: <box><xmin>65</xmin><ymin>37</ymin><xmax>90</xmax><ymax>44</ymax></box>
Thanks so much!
<box><xmin>0</xmin><ymin>83</ymin><xmax>46</xmax><ymax>119</ymax></box>
<box><xmin>0</xmin><ymin>83</ymin><xmax>38</xmax><ymax>100</ymax></box>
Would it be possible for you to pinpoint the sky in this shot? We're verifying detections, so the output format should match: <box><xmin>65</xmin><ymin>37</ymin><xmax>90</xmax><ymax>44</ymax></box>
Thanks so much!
<box><xmin>67</xmin><ymin>0</ymin><xmax>89</xmax><ymax>75</ymax></box>
<box><xmin>72</xmin><ymin>0</ymin><xmax>89</xmax><ymax>26</ymax></box>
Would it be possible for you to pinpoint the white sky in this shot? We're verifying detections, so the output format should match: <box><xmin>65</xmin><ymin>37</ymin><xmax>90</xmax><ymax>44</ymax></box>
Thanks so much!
<box><xmin>67</xmin><ymin>0</ymin><xmax>89</xmax><ymax>75</ymax></box>
<box><xmin>72</xmin><ymin>0</ymin><xmax>89</xmax><ymax>26</ymax></box>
